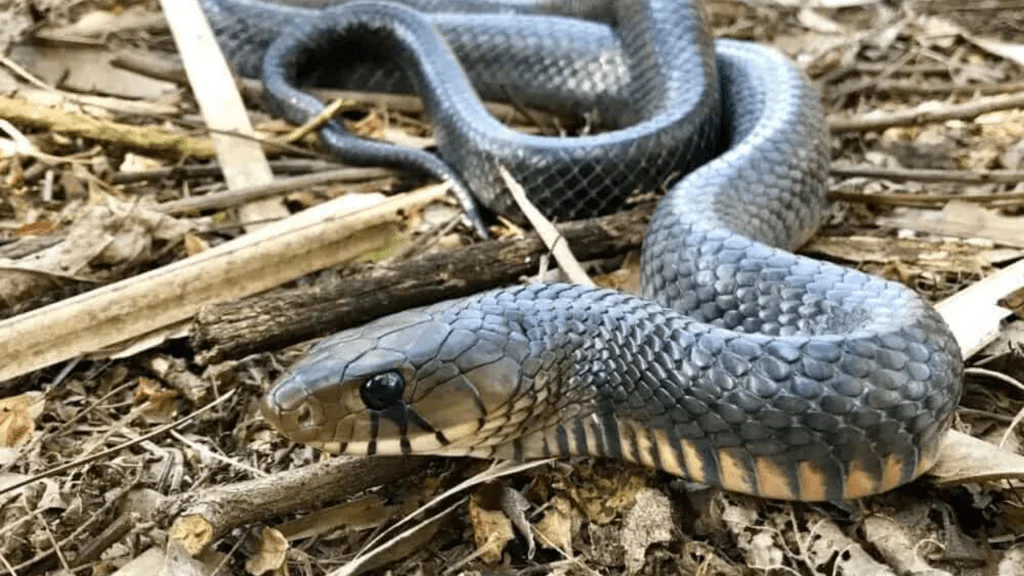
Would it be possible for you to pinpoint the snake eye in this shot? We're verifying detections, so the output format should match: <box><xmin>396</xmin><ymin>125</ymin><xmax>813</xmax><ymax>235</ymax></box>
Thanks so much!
<box><xmin>359</xmin><ymin>372</ymin><xmax>405</xmax><ymax>411</ymax></box>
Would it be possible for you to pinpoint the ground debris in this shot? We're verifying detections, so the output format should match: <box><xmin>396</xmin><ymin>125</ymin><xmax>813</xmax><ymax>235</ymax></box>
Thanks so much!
<box><xmin>0</xmin><ymin>0</ymin><xmax>1022</xmax><ymax>574</ymax></box>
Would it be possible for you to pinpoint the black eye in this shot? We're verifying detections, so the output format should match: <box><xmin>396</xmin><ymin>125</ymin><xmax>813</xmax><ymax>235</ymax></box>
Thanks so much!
<box><xmin>359</xmin><ymin>372</ymin><xmax>405</xmax><ymax>411</ymax></box>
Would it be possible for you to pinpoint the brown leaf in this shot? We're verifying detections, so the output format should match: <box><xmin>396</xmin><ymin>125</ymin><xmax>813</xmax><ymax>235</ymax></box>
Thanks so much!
<box><xmin>468</xmin><ymin>492</ymin><xmax>516</xmax><ymax>564</ymax></box>
<box><xmin>133</xmin><ymin>377</ymin><xmax>179</xmax><ymax>424</ymax></box>
<box><xmin>245</xmin><ymin>526</ymin><xmax>289</xmax><ymax>576</ymax></box>
<box><xmin>276</xmin><ymin>495</ymin><xmax>399</xmax><ymax>541</ymax></box>
<box><xmin>535</xmin><ymin>496</ymin><xmax>574</xmax><ymax>557</ymax></box>
<box><xmin>184</xmin><ymin>233</ymin><xmax>210</xmax><ymax>257</ymax></box>
<box><xmin>566</xmin><ymin>468</ymin><xmax>648</xmax><ymax>525</ymax></box>
<box><xmin>0</xmin><ymin>391</ymin><xmax>44</xmax><ymax>447</ymax></box>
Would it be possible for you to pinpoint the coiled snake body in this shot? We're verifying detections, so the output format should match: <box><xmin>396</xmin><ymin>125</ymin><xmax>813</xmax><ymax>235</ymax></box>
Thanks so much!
<box><xmin>204</xmin><ymin>0</ymin><xmax>964</xmax><ymax>501</ymax></box>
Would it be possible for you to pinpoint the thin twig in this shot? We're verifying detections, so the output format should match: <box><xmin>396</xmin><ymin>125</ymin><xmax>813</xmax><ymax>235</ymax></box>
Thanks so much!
<box><xmin>278</xmin><ymin>98</ymin><xmax>353</xmax><ymax>144</ymax></box>
<box><xmin>829</xmin><ymin>91</ymin><xmax>1024</xmax><ymax>132</ymax></box>
<box><xmin>111</xmin><ymin>159</ymin><xmax>345</xmax><ymax>184</ymax></box>
<box><xmin>157</xmin><ymin>167</ymin><xmax>398</xmax><ymax>214</ymax></box>
<box><xmin>498</xmin><ymin>166</ymin><xmax>594</xmax><ymax>286</ymax></box>
<box><xmin>831</xmin><ymin>165</ymin><xmax>1024</xmax><ymax>184</ymax></box>
<box><xmin>830</xmin><ymin>189</ymin><xmax>1024</xmax><ymax>208</ymax></box>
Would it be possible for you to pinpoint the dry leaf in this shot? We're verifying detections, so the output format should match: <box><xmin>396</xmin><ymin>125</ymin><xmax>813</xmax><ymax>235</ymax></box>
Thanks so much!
<box><xmin>863</xmin><ymin>515</ymin><xmax>946</xmax><ymax>575</ymax></box>
<box><xmin>967</xmin><ymin>36</ymin><xmax>1024</xmax><ymax>68</ymax></box>
<box><xmin>468</xmin><ymin>492</ymin><xmax>516</xmax><ymax>564</ymax></box>
<box><xmin>929</xmin><ymin>430</ymin><xmax>1024</xmax><ymax>487</ymax></box>
<box><xmin>620</xmin><ymin>489</ymin><xmax>674</xmax><ymax>575</ymax></box>
<box><xmin>535</xmin><ymin>496</ymin><xmax>574</xmax><ymax>557</ymax></box>
<box><xmin>0</xmin><ymin>391</ymin><xmax>44</xmax><ymax>447</ymax></box>
<box><xmin>184</xmin><ymin>233</ymin><xmax>210</xmax><ymax>257</ymax></box>
<box><xmin>805</xmin><ymin>514</ymin><xmax>897</xmax><ymax>575</ymax></box>
<box><xmin>119</xmin><ymin>153</ymin><xmax>165</xmax><ymax>173</ymax></box>
<box><xmin>13</xmin><ymin>221</ymin><xmax>55</xmax><ymax>236</ymax></box>
<box><xmin>133</xmin><ymin>377</ymin><xmax>179</xmax><ymax>424</ymax></box>
<box><xmin>877</xmin><ymin>202</ymin><xmax>1024</xmax><ymax>249</ymax></box>
<box><xmin>567</xmin><ymin>469</ymin><xmax>648</xmax><ymax>525</ymax></box>
<box><xmin>245</xmin><ymin>527</ymin><xmax>289</xmax><ymax>576</ymax></box>
<box><xmin>719</xmin><ymin>496</ymin><xmax>786</xmax><ymax>571</ymax></box>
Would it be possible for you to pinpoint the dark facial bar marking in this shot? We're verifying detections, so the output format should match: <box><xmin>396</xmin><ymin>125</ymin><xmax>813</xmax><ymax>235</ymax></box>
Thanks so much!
<box><xmin>368</xmin><ymin>412</ymin><xmax>380</xmax><ymax>456</ymax></box>
<box><xmin>555</xmin><ymin>424</ymin><xmax>571</xmax><ymax>456</ymax></box>
<box><xmin>572</xmin><ymin>419</ymin><xmax>589</xmax><ymax>456</ymax></box>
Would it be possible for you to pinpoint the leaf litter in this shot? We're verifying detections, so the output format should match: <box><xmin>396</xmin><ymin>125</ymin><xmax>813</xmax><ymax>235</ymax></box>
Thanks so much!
<box><xmin>0</xmin><ymin>0</ymin><xmax>1023</xmax><ymax>575</ymax></box>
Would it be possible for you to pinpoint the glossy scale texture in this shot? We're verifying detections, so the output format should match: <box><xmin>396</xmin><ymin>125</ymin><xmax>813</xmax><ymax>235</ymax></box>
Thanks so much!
<box><xmin>202</xmin><ymin>0</ymin><xmax>964</xmax><ymax>501</ymax></box>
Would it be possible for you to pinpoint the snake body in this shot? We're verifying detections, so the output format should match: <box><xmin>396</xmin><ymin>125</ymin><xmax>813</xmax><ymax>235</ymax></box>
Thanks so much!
<box><xmin>203</xmin><ymin>0</ymin><xmax>964</xmax><ymax>501</ymax></box>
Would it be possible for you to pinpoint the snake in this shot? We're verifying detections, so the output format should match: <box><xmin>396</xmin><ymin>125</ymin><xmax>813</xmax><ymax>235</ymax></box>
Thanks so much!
<box><xmin>202</xmin><ymin>0</ymin><xmax>964</xmax><ymax>501</ymax></box>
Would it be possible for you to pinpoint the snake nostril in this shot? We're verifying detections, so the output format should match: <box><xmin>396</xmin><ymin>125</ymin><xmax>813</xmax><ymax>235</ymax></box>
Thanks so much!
<box><xmin>296</xmin><ymin>403</ymin><xmax>317</xmax><ymax>429</ymax></box>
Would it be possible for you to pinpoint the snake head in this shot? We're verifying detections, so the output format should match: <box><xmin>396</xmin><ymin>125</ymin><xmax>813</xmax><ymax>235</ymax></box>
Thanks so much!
<box><xmin>260</xmin><ymin>305</ymin><xmax>537</xmax><ymax>457</ymax></box>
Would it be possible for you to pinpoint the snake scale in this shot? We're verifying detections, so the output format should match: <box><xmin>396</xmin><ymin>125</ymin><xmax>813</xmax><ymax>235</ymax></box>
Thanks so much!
<box><xmin>202</xmin><ymin>0</ymin><xmax>964</xmax><ymax>501</ymax></box>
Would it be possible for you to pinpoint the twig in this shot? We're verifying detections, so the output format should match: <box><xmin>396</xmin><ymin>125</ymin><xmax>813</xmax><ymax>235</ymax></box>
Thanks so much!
<box><xmin>157</xmin><ymin>167</ymin><xmax>398</xmax><ymax>214</ymax></box>
<box><xmin>828</xmin><ymin>91</ymin><xmax>1024</xmax><ymax>132</ymax></box>
<box><xmin>0</xmin><ymin>184</ymin><xmax>447</xmax><ymax>384</ymax></box>
<box><xmin>0</xmin><ymin>95</ymin><xmax>217</xmax><ymax>158</ymax></box>
<box><xmin>830</xmin><ymin>190</ymin><xmax>1024</xmax><ymax>208</ymax></box>
<box><xmin>498</xmin><ymin>166</ymin><xmax>594</xmax><ymax>286</ymax></box>
<box><xmin>831</xmin><ymin>164</ymin><xmax>1024</xmax><ymax>185</ymax></box>
<box><xmin>278</xmin><ymin>98</ymin><xmax>353</xmax><ymax>144</ymax></box>
<box><xmin>165</xmin><ymin>455</ymin><xmax>436</xmax><ymax>556</ymax></box>
<box><xmin>159</xmin><ymin>0</ymin><xmax>283</xmax><ymax>232</ymax></box>
<box><xmin>0</xmin><ymin>389</ymin><xmax>235</xmax><ymax>499</ymax></box>
<box><xmin>830</xmin><ymin>79</ymin><xmax>1024</xmax><ymax>97</ymax></box>
<box><xmin>111</xmin><ymin>159</ymin><xmax>346</xmax><ymax>184</ymax></box>
<box><xmin>111</xmin><ymin>51</ymin><xmax>565</xmax><ymax>127</ymax></box>
<box><xmin>191</xmin><ymin>202</ymin><xmax>654</xmax><ymax>364</ymax></box>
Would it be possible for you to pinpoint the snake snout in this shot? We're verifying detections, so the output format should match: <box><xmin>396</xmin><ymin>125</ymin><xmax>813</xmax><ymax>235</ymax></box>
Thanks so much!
<box><xmin>260</xmin><ymin>374</ymin><xmax>326</xmax><ymax>444</ymax></box>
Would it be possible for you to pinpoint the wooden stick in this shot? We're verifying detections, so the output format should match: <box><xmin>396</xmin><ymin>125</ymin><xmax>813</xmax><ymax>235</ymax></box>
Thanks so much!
<box><xmin>0</xmin><ymin>184</ymin><xmax>448</xmax><ymax>384</ymax></box>
<box><xmin>110</xmin><ymin>159</ymin><xmax>347</xmax><ymax>185</ymax></box>
<box><xmin>158</xmin><ymin>0</ymin><xmax>283</xmax><ymax>231</ymax></box>
<box><xmin>191</xmin><ymin>202</ymin><xmax>654</xmax><ymax>364</ymax></box>
<box><xmin>165</xmin><ymin>456</ymin><xmax>436</xmax><ymax>556</ymax></box>
<box><xmin>0</xmin><ymin>95</ymin><xmax>217</xmax><ymax>158</ymax></box>
<box><xmin>934</xmin><ymin>259</ymin><xmax>1024</xmax><ymax>359</ymax></box>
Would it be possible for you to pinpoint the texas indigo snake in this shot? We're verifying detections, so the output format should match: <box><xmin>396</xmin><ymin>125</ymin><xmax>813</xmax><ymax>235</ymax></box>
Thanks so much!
<box><xmin>203</xmin><ymin>0</ymin><xmax>964</xmax><ymax>501</ymax></box>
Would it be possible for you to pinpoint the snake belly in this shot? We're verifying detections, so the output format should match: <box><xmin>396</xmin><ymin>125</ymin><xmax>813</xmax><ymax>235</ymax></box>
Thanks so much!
<box><xmin>203</xmin><ymin>0</ymin><xmax>965</xmax><ymax>501</ymax></box>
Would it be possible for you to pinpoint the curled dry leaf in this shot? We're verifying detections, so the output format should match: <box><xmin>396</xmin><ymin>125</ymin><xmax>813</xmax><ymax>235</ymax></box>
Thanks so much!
<box><xmin>245</xmin><ymin>526</ymin><xmax>289</xmax><ymax>576</ymax></box>
<box><xmin>535</xmin><ymin>496</ymin><xmax>575</xmax><ymax>557</ymax></box>
<box><xmin>620</xmin><ymin>488</ymin><xmax>674</xmax><ymax>575</ymax></box>
<box><xmin>184</xmin><ymin>233</ymin><xmax>211</xmax><ymax>257</ymax></box>
<box><xmin>468</xmin><ymin>491</ymin><xmax>516</xmax><ymax>564</ymax></box>
<box><xmin>133</xmin><ymin>377</ymin><xmax>180</xmax><ymax>424</ymax></box>
<box><xmin>0</xmin><ymin>391</ymin><xmax>45</xmax><ymax>448</ymax></box>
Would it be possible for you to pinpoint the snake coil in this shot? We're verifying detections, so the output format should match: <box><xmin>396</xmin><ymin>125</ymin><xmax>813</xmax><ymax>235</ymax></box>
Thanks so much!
<box><xmin>203</xmin><ymin>0</ymin><xmax>963</xmax><ymax>501</ymax></box>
